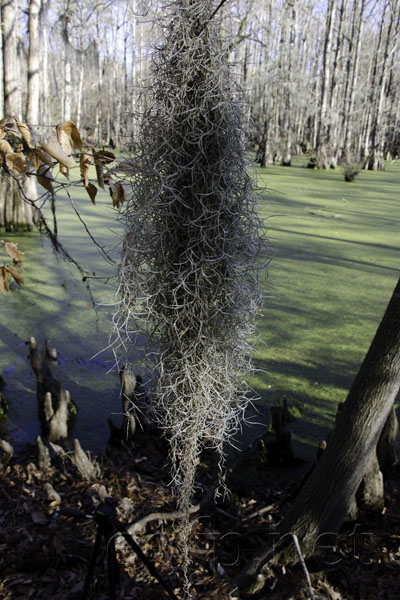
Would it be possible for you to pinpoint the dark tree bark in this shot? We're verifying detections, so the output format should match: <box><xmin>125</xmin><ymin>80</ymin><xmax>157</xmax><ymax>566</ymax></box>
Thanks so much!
<box><xmin>238</xmin><ymin>276</ymin><xmax>400</xmax><ymax>590</ymax></box>
<box><xmin>377</xmin><ymin>405</ymin><xmax>399</xmax><ymax>472</ymax></box>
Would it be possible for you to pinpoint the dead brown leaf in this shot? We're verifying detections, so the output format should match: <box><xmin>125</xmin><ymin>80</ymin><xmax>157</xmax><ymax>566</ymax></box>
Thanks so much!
<box><xmin>93</xmin><ymin>149</ymin><xmax>105</xmax><ymax>189</ymax></box>
<box><xmin>56</xmin><ymin>125</ymin><xmax>73</xmax><ymax>157</ymax></box>
<box><xmin>37</xmin><ymin>163</ymin><xmax>55</xmax><ymax>194</ymax></box>
<box><xmin>80</xmin><ymin>152</ymin><xmax>92</xmax><ymax>187</ymax></box>
<box><xmin>5</xmin><ymin>265</ymin><xmax>24</xmax><ymax>286</ymax></box>
<box><xmin>0</xmin><ymin>268</ymin><xmax>6</xmax><ymax>294</ymax></box>
<box><xmin>16</xmin><ymin>121</ymin><xmax>33</xmax><ymax>148</ymax></box>
<box><xmin>3</xmin><ymin>241</ymin><xmax>24</xmax><ymax>266</ymax></box>
<box><xmin>41</xmin><ymin>139</ymin><xmax>76</xmax><ymax>169</ymax></box>
<box><xmin>0</xmin><ymin>139</ymin><xmax>13</xmax><ymax>155</ymax></box>
<box><xmin>5</xmin><ymin>152</ymin><xmax>27</xmax><ymax>174</ymax></box>
<box><xmin>93</xmin><ymin>149</ymin><xmax>115</xmax><ymax>189</ymax></box>
<box><xmin>86</xmin><ymin>182</ymin><xmax>98</xmax><ymax>205</ymax></box>
<box><xmin>58</xmin><ymin>121</ymin><xmax>83</xmax><ymax>151</ymax></box>
<box><xmin>31</xmin><ymin>148</ymin><xmax>55</xmax><ymax>171</ymax></box>
<box><xmin>109</xmin><ymin>182</ymin><xmax>127</xmax><ymax>209</ymax></box>
<box><xmin>0</xmin><ymin>266</ymin><xmax>10</xmax><ymax>293</ymax></box>
<box><xmin>60</xmin><ymin>164</ymin><xmax>70</xmax><ymax>180</ymax></box>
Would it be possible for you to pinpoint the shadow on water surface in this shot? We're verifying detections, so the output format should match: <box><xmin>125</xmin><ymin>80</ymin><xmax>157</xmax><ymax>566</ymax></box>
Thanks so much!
<box><xmin>0</xmin><ymin>199</ymin><xmax>143</xmax><ymax>452</ymax></box>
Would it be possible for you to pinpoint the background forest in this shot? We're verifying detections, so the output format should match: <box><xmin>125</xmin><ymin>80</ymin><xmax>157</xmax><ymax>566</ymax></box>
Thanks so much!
<box><xmin>0</xmin><ymin>0</ymin><xmax>399</xmax><ymax>169</ymax></box>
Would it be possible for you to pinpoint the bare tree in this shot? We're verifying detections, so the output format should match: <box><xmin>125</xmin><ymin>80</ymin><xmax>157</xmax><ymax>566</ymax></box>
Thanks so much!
<box><xmin>27</xmin><ymin>0</ymin><xmax>41</xmax><ymax>127</ymax></box>
<box><xmin>365</xmin><ymin>0</ymin><xmax>399</xmax><ymax>170</ymax></box>
<box><xmin>61</xmin><ymin>0</ymin><xmax>73</xmax><ymax>121</ymax></box>
<box><xmin>2</xmin><ymin>0</ymin><xmax>21</xmax><ymax>118</ymax></box>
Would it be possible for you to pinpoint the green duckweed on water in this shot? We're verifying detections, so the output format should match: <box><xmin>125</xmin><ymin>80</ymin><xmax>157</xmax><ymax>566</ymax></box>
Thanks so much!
<box><xmin>251</xmin><ymin>156</ymin><xmax>400</xmax><ymax>458</ymax></box>
<box><xmin>0</xmin><ymin>179</ymin><xmax>128</xmax><ymax>450</ymax></box>
<box><xmin>0</xmin><ymin>157</ymin><xmax>399</xmax><ymax>457</ymax></box>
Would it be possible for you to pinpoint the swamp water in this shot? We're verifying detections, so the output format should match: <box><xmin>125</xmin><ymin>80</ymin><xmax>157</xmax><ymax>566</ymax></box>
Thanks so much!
<box><xmin>0</xmin><ymin>191</ymin><xmax>272</xmax><ymax>465</ymax></box>
<box><xmin>0</xmin><ymin>191</ymin><xmax>140</xmax><ymax>451</ymax></box>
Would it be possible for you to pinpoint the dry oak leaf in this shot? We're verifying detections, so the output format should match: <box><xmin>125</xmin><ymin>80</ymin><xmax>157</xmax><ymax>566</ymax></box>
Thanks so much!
<box><xmin>85</xmin><ymin>182</ymin><xmax>98</xmax><ymax>205</ymax></box>
<box><xmin>80</xmin><ymin>152</ymin><xmax>92</xmax><ymax>187</ymax></box>
<box><xmin>5</xmin><ymin>265</ymin><xmax>24</xmax><ymax>286</ymax></box>
<box><xmin>16</xmin><ymin>120</ymin><xmax>33</xmax><ymax>148</ymax></box>
<box><xmin>37</xmin><ymin>163</ymin><xmax>55</xmax><ymax>194</ymax></box>
<box><xmin>31</xmin><ymin>148</ymin><xmax>55</xmax><ymax>171</ymax></box>
<box><xmin>57</xmin><ymin>126</ymin><xmax>73</xmax><ymax>157</ymax></box>
<box><xmin>0</xmin><ymin>266</ymin><xmax>9</xmax><ymax>293</ymax></box>
<box><xmin>59</xmin><ymin>164</ymin><xmax>70</xmax><ymax>180</ymax></box>
<box><xmin>57</xmin><ymin>121</ymin><xmax>83</xmax><ymax>151</ymax></box>
<box><xmin>5</xmin><ymin>152</ymin><xmax>27</xmax><ymax>175</ymax></box>
<box><xmin>41</xmin><ymin>139</ymin><xmax>76</xmax><ymax>169</ymax></box>
<box><xmin>0</xmin><ymin>139</ymin><xmax>13</xmax><ymax>155</ymax></box>
<box><xmin>109</xmin><ymin>182</ymin><xmax>127</xmax><ymax>209</ymax></box>
<box><xmin>1</xmin><ymin>241</ymin><xmax>24</xmax><ymax>266</ymax></box>
<box><xmin>93</xmin><ymin>149</ymin><xmax>115</xmax><ymax>189</ymax></box>
<box><xmin>93</xmin><ymin>150</ymin><xmax>105</xmax><ymax>189</ymax></box>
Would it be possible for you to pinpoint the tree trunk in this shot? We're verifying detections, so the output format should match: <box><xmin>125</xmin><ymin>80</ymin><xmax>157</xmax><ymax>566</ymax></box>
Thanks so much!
<box><xmin>326</xmin><ymin>0</ymin><xmax>346</xmax><ymax>167</ymax></box>
<box><xmin>0</xmin><ymin>175</ymin><xmax>35</xmax><ymax>230</ymax></box>
<box><xmin>365</xmin><ymin>1</ymin><xmax>398</xmax><ymax>170</ymax></box>
<box><xmin>75</xmin><ymin>4</ymin><xmax>85</xmax><ymax>130</ymax></box>
<box><xmin>39</xmin><ymin>0</ymin><xmax>50</xmax><ymax>126</ymax></box>
<box><xmin>377</xmin><ymin>405</ymin><xmax>399</xmax><ymax>472</ymax></box>
<box><xmin>25</xmin><ymin>0</ymin><xmax>40</xmax><ymax>217</ymax></box>
<box><xmin>27</xmin><ymin>0</ymin><xmax>41</xmax><ymax>128</ymax></box>
<box><xmin>61</xmin><ymin>3</ymin><xmax>72</xmax><ymax>121</ymax></box>
<box><xmin>315</xmin><ymin>0</ymin><xmax>336</xmax><ymax>168</ymax></box>
<box><xmin>0</xmin><ymin>0</ymin><xmax>37</xmax><ymax>231</ymax></box>
<box><xmin>356</xmin><ymin>448</ymin><xmax>384</xmax><ymax>511</ymax></box>
<box><xmin>2</xmin><ymin>0</ymin><xmax>21</xmax><ymax>118</ymax></box>
<box><xmin>281</xmin><ymin>0</ymin><xmax>297</xmax><ymax>167</ymax></box>
<box><xmin>0</xmin><ymin>3</ymin><xmax>4</xmax><ymax>117</ymax></box>
<box><xmin>238</xmin><ymin>276</ymin><xmax>400</xmax><ymax>588</ymax></box>
<box><xmin>93</xmin><ymin>29</ymin><xmax>102</xmax><ymax>145</ymax></box>
<box><xmin>342</xmin><ymin>0</ymin><xmax>365</xmax><ymax>163</ymax></box>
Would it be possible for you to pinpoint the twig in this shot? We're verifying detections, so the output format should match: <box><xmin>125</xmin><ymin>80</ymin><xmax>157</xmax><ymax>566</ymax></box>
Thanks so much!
<box><xmin>247</xmin><ymin>504</ymin><xmax>274</xmax><ymax>519</ymax></box>
<box><xmin>127</xmin><ymin>503</ymin><xmax>200</xmax><ymax>536</ymax></box>
<box><xmin>196</xmin><ymin>0</ymin><xmax>229</xmax><ymax>36</ymax></box>
<box><xmin>208</xmin><ymin>0</ymin><xmax>229</xmax><ymax>23</ymax></box>
<box><xmin>291</xmin><ymin>534</ymin><xmax>315</xmax><ymax>600</ymax></box>
<box><xmin>11</xmin><ymin>172</ymin><xmax>101</xmax><ymax>322</ymax></box>
<box><xmin>63</xmin><ymin>184</ymin><xmax>116</xmax><ymax>266</ymax></box>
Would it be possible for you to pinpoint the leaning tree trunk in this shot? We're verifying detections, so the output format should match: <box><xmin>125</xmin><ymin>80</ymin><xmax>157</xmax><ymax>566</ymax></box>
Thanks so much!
<box><xmin>238</xmin><ymin>276</ymin><xmax>400</xmax><ymax>588</ymax></box>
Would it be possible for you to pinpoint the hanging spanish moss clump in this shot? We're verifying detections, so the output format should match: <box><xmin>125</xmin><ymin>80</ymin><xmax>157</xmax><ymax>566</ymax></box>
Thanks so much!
<box><xmin>113</xmin><ymin>0</ymin><xmax>267</xmax><ymax>573</ymax></box>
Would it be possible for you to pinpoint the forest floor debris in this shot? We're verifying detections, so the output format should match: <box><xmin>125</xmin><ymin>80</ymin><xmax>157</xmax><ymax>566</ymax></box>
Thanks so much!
<box><xmin>0</xmin><ymin>435</ymin><xmax>399</xmax><ymax>600</ymax></box>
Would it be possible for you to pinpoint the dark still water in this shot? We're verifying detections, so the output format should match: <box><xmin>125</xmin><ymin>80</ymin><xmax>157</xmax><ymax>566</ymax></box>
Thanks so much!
<box><xmin>0</xmin><ymin>190</ymin><xmax>141</xmax><ymax>452</ymax></box>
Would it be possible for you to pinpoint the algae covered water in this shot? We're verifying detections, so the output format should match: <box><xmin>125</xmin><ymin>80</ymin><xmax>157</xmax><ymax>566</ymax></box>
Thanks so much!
<box><xmin>1</xmin><ymin>159</ymin><xmax>400</xmax><ymax>458</ymax></box>
<box><xmin>0</xmin><ymin>188</ymin><xmax>134</xmax><ymax>451</ymax></box>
